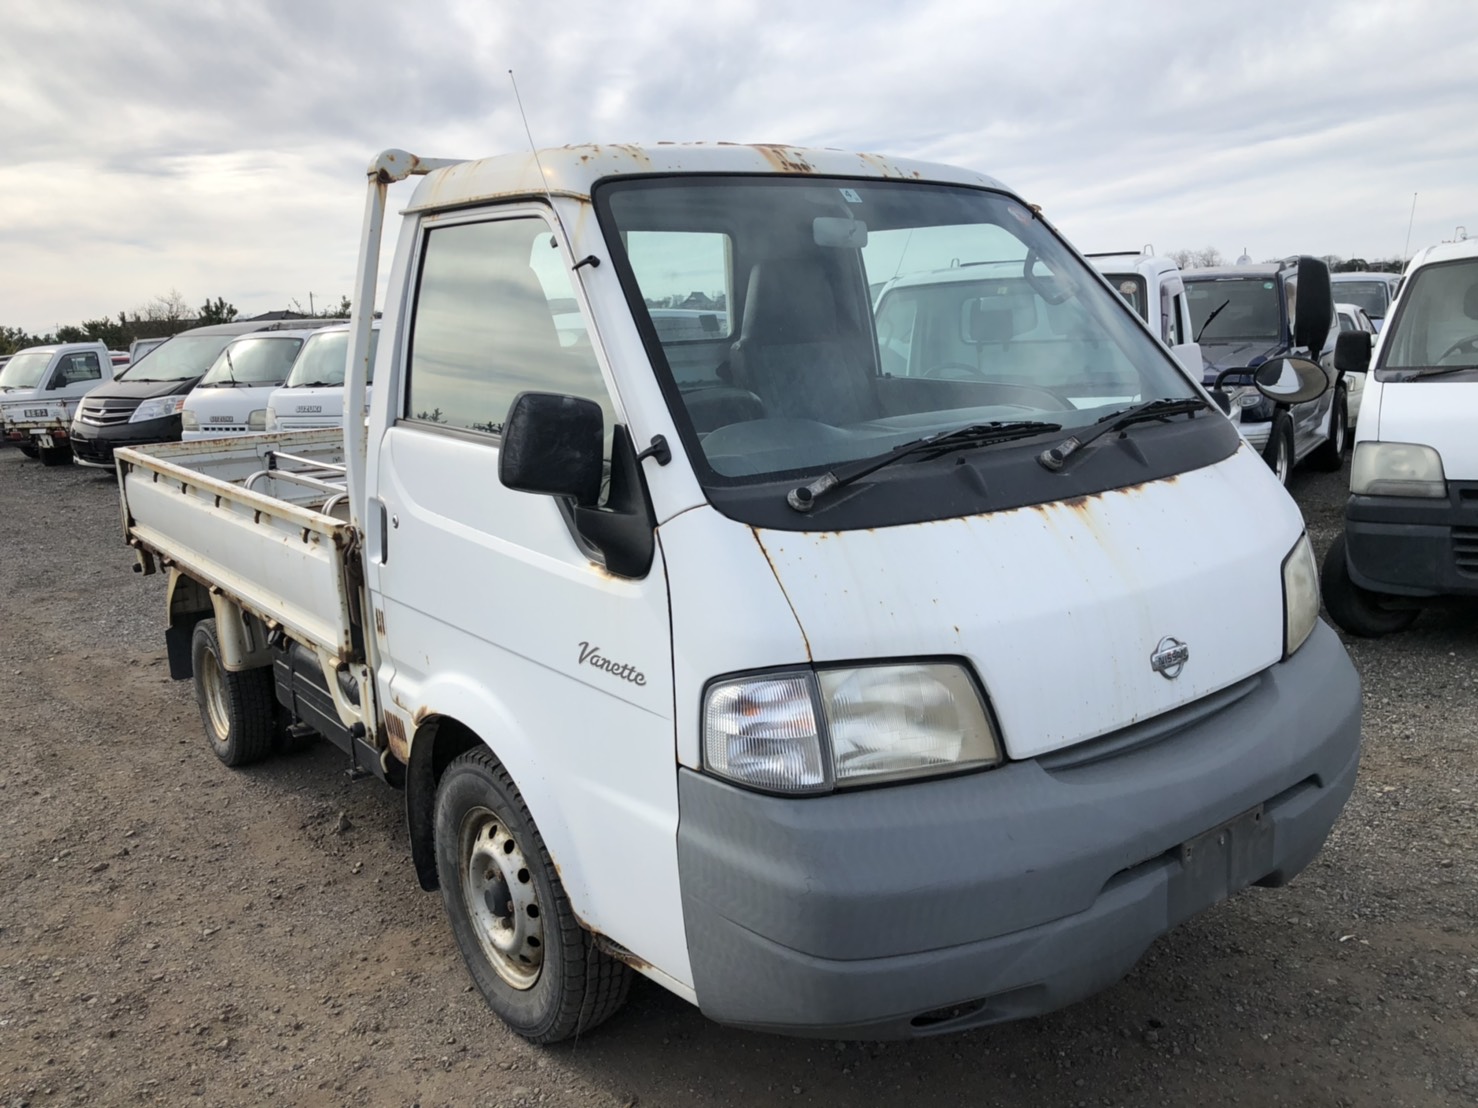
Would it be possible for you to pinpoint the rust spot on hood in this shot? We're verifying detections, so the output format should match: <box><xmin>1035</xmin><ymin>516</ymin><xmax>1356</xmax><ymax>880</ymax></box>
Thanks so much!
<box><xmin>750</xmin><ymin>528</ymin><xmax>813</xmax><ymax>661</ymax></box>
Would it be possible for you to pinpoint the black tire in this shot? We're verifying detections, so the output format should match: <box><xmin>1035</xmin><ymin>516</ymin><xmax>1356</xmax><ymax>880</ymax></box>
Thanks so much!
<box><xmin>1321</xmin><ymin>534</ymin><xmax>1420</xmax><ymax>637</ymax></box>
<box><xmin>190</xmin><ymin>618</ymin><xmax>276</xmax><ymax>766</ymax></box>
<box><xmin>1262</xmin><ymin>412</ymin><xmax>1295</xmax><ymax>486</ymax></box>
<box><xmin>1308</xmin><ymin>385</ymin><xmax>1348</xmax><ymax>472</ymax></box>
<box><xmin>434</xmin><ymin>747</ymin><xmax>631</xmax><ymax>1043</ymax></box>
<box><xmin>17</xmin><ymin>442</ymin><xmax>39</xmax><ymax>460</ymax></box>
<box><xmin>38</xmin><ymin>446</ymin><xmax>72</xmax><ymax>467</ymax></box>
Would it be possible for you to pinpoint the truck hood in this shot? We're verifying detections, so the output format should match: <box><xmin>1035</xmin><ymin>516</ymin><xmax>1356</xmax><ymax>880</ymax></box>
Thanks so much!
<box><xmin>1372</xmin><ymin>380</ymin><xmax>1478</xmax><ymax>480</ymax></box>
<box><xmin>1197</xmin><ymin>339</ymin><xmax>1283</xmax><ymax>379</ymax></box>
<box><xmin>753</xmin><ymin>447</ymin><xmax>1302</xmax><ymax>760</ymax></box>
<box><xmin>87</xmin><ymin>377</ymin><xmax>197</xmax><ymax>401</ymax></box>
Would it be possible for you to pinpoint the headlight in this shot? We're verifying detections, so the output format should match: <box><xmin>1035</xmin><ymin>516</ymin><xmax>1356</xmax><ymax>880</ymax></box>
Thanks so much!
<box><xmin>247</xmin><ymin>409</ymin><xmax>267</xmax><ymax>430</ymax></box>
<box><xmin>703</xmin><ymin>662</ymin><xmax>1001</xmax><ymax>794</ymax></box>
<box><xmin>130</xmin><ymin>396</ymin><xmax>185</xmax><ymax>423</ymax></box>
<box><xmin>265</xmin><ymin>407</ymin><xmax>279</xmax><ymax>431</ymax></box>
<box><xmin>1350</xmin><ymin>441</ymin><xmax>1446</xmax><ymax>498</ymax></box>
<box><xmin>1282</xmin><ymin>533</ymin><xmax>1320</xmax><ymax>657</ymax></box>
<box><xmin>1229</xmin><ymin>385</ymin><xmax>1262</xmax><ymax>409</ymax></box>
<box><xmin>181</xmin><ymin>409</ymin><xmax>199</xmax><ymax>430</ymax></box>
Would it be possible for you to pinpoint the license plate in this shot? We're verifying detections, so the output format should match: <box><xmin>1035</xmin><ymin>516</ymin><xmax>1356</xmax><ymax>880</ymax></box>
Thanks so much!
<box><xmin>35</xmin><ymin>433</ymin><xmax>53</xmax><ymax>449</ymax></box>
<box><xmin>1167</xmin><ymin>805</ymin><xmax>1274</xmax><ymax>925</ymax></box>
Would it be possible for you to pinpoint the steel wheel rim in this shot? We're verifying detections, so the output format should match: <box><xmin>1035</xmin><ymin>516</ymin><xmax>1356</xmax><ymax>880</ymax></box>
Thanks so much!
<box><xmin>200</xmin><ymin>648</ymin><xmax>231</xmax><ymax>742</ymax></box>
<box><xmin>1333</xmin><ymin>401</ymin><xmax>1347</xmax><ymax>454</ymax></box>
<box><xmin>1274</xmin><ymin>438</ymin><xmax>1290</xmax><ymax>484</ymax></box>
<box><xmin>460</xmin><ymin>806</ymin><xmax>544</xmax><ymax>990</ymax></box>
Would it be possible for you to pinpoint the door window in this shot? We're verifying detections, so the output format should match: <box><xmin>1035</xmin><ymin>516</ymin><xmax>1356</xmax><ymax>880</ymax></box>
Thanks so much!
<box><xmin>58</xmin><ymin>352</ymin><xmax>102</xmax><ymax>384</ymax></box>
<box><xmin>405</xmin><ymin>217</ymin><xmax>612</xmax><ymax>436</ymax></box>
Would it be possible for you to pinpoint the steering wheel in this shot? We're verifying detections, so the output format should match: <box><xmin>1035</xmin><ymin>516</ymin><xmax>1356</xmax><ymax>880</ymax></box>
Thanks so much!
<box><xmin>1023</xmin><ymin>248</ymin><xmax>1072</xmax><ymax>306</ymax></box>
<box><xmin>1435</xmin><ymin>334</ymin><xmax>1478</xmax><ymax>364</ymax></box>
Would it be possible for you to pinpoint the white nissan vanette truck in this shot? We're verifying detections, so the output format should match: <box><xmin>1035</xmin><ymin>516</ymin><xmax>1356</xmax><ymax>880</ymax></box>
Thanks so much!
<box><xmin>0</xmin><ymin>341</ymin><xmax>117</xmax><ymax>464</ymax></box>
<box><xmin>1322</xmin><ymin>237</ymin><xmax>1478</xmax><ymax>635</ymax></box>
<box><xmin>114</xmin><ymin>145</ymin><xmax>1361</xmax><ymax>1044</ymax></box>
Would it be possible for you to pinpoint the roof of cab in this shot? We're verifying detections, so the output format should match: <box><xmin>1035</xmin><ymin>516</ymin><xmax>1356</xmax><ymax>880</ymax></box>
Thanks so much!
<box><xmin>1408</xmin><ymin>239</ymin><xmax>1478</xmax><ymax>269</ymax></box>
<box><xmin>404</xmin><ymin>143</ymin><xmax>1009</xmax><ymax>213</ymax></box>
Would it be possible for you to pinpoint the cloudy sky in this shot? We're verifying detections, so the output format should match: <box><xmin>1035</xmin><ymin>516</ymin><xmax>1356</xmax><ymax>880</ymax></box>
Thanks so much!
<box><xmin>2</xmin><ymin>0</ymin><xmax>1473</xmax><ymax>335</ymax></box>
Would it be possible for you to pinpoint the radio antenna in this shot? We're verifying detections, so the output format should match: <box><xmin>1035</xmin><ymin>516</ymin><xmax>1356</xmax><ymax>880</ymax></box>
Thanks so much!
<box><xmin>508</xmin><ymin>70</ymin><xmax>598</xmax><ymax>271</ymax></box>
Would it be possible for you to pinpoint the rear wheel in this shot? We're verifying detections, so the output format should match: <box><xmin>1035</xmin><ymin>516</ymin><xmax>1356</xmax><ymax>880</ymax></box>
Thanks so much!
<box><xmin>1263</xmin><ymin>413</ymin><xmax>1295</xmax><ymax>486</ymax></box>
<box><xmin>38</xmin><ymin>446</ymin><xmax>72</xmax><ymax>467</ymax></box>
<box><xmin>1308</xmin><ymin>385</ymin><xmax>1348</xmax><ymax>472</ymax></box>
<box><xmin>191</xmin><ymin>618</ymin><xmax>276</xmax><ymax>765</ymax></box>
<box><xmin>17</xmin><ymin>442</ymin><xmax>39</xmax><ymax>459</ymax></box>
<box><xmin>1321</xmin><ymin>534</ymin><xmax>1420</xmax><ymax>637</ymax></box>
<box><xmin>434</xmin><ymin>747</ymin><xmax>631</xmax><ymax>1043</ymax></box>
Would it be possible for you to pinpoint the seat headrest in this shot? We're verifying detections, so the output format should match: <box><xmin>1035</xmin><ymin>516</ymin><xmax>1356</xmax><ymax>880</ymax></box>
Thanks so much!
<box><xmin>1463</xmin><ymin>280</ymin><xmax>1478</xmax><ymax>321</ymax></box>
<box><xmin>740</xmin><ymin>256</ymin><xmax>840</xmax><ymax>345</ymax></box>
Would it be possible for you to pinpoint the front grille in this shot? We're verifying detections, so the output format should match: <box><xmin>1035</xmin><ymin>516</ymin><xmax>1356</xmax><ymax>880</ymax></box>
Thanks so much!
<box><xmin>77</xmin><ymin>398</ymin><xmax>139</xmax><ymax>427</ymax></box>
<box><xmin>1455</xmin><ymin>527</ymin><xmax>1478</xmax><ymax>576</ymax></box>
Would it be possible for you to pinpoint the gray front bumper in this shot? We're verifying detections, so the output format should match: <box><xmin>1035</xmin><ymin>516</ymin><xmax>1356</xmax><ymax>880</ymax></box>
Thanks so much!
<box><xmin>676</xmin><ymin>623</ymin><xmax>1361</xmax><ymax>1038</ymax></box>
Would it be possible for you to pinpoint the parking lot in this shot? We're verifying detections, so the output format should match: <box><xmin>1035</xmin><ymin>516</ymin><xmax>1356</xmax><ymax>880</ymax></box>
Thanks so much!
<box><xmin>1</xmin><ymin>446</ymin><xmax>1475</xmax><ymax>1108</ymax></box>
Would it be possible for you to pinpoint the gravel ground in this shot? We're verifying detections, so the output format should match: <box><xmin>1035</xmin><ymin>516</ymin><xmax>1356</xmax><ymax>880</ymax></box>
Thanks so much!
<box><xmin>1</xmin><ymin>444</ymin><xmax>1475</xmax><ymax>1108</ymax></box>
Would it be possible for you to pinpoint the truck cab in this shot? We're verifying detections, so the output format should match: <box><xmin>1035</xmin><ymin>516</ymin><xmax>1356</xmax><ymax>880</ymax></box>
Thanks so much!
<box><xmin>1184</xmin><ymin>257</ymin><xmax>1346</xmax><ymax>483</ymax></box>
<box><xmin>1322</xmin><ymin>238</ymin><xmax>1478</xmax><ymax>634</ymax></box>
<box><xmin>116</xmin><ymin>144</ymin><xmax>1360</xmax><ymax>1044</ymax></box>
<box><xmin>1087</xmin><ymin>249</ymin><xmax>1203</xmax><ymax>375</ymax></box>
<box><xmin>0</xmin><ymin>341</ymin><xmax>116</xmax><ymax>465</ymax></box>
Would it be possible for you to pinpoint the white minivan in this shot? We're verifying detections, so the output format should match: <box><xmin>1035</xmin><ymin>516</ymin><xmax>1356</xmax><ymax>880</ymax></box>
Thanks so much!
<box><xmin>181</xmin><ymin>328</ymin><xmax>330</xmax><ymax>441</ymax></box>
<box><xmin>1323</xmin><ymin>237</ymin><xmax>1478</xmax><ymax>635</ymax></box>
<box><xmin>265</xmin><ymin>322</ymin><xmax>381</xmax><ymax>432</ymax></box>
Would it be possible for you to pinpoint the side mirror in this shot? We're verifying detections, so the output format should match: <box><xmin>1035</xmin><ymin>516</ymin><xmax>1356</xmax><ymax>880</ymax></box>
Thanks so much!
<box><xmin>1293</xmin><ymin>256</ymin><xmax>1333</xmax><ymax>354</ymax></box>
<box><xmin>1252</xmin><ymin>357</ymin><xmax>1329</xmax><ymax>406</ymax></box>
<box><xmin>499</xmin><ymin>392</ymin><xmax>603</xmax><ymax>507</ymax></box>
<box><xmin>1334</xmin><ymin>330</ymin><xmax>1372</xmax><ymax>374</ymax></box>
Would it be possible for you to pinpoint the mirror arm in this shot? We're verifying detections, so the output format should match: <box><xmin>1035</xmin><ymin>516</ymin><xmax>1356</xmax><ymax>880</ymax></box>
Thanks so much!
<box><xmin>570</xmin><ymin>425</ymin><xmax>656</xmax><ymax>579</ymax></box>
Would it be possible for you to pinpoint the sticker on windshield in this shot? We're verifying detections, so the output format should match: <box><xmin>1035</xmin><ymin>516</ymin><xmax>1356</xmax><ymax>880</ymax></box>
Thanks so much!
<box><xmin>838</xmin><ymin>188</ymin><xmax>862</xmax><ymax>203</ymax></box>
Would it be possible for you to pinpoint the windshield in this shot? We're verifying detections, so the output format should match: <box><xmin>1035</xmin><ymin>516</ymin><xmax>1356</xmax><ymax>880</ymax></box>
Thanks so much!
<box><xmin>283</xmin><ymin>329</ymin><xmax>379</xmax><ymax>387</ymax></box>
<box><xmin>121</xmin><ymin>334</ymin><xmax>243</xmax><ymax>382</ymax></box>
<box><xmin>199</xmin><ymin>336</ymin><xmax>305</xmax><ymax>387</ymax></box>
<box><xmin>0</xmin><ymin>351</ymin><xmax>54</xmax><ymax>390</ymax></box>
<box><xmin>1375</xmin><ymin>257</ymin><xmax>1478</xmax><ymax>382</ymax></box>
<box><xmin>598</xmin><ymin>176</ymin><xmax>1195</xmax><ymax>484</ymax></box>
<box><xmin>1331</xmin><ymin>279</ymin><xmax>1391</xmax><ymax>318</ymax></box>
<box><xmin>1185</xmin><ymin>277</ymin><xmax>1283</xmax><ymax>343</ymax></box>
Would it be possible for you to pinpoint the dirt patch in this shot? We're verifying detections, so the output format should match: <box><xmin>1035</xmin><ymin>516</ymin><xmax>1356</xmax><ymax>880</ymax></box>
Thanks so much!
<box><xmin>1</xmin><ymin>452</ymin><xmax>1474</xmax><ymax>1107</ymax></box>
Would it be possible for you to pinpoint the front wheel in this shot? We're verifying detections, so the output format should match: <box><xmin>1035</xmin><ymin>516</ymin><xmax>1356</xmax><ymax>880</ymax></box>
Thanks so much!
<box><xmin>1321</xmin><ymin>534</ymin><xmax>1421</xmax><ymax>637</ymax></box>
<box><xmin>1308</xmin><ymin>385</ymin><xmax>1348</xmax><ymax>472</ymax></box>
<box><xmin>1263</xmin><ymin>412</ymin><xmax>1295</xmax><ymax>487</ymax></box>
<box><xmin>434</xmin><ymin>748</ymin><xmax>630</xmax><ymax>1043</ymax></box>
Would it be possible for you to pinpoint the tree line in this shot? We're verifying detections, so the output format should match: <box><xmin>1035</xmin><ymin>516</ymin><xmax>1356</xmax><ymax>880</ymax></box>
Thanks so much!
<box><xmin>0</xmin><ymin>291</ymin><xmax>352</xmax><ymax>356</ymax></box>
<box><xmin>1167</xmin><ymin>247</ymin><xmax>1405</xmax><ymax>273</ymax></box>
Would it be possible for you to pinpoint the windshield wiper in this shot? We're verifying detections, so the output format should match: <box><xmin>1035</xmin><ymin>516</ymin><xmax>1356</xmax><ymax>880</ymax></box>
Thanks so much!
<box><xmin>1398</xmin><ymin>364</ymin><xmax>1478</xmax><ymax>380</ymax></box>
<box><xmin>787</xmin><ymin>421</ymin><xmax>1062</xmax><ymax>512</ymax></box>
<box><xmin>1037</xmin><ymin>397</ymin><xmax>1209</xmax><ymax>471</ymax></box>
<box><xmin>292</xmin><ymin>380</ymin><xmax>336</xmax><ymax>388</ymax></box>
<box><xmin>1193</xmin><ymin>299</ymin><xmax>1231</xmax><ymax>343</ymax></box>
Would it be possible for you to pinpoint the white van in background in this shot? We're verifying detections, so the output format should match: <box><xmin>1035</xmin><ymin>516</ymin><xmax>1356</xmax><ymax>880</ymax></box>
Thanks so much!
<box><xmin>265</xmin><ymin>323</ymin><xmax>381</xmax><ymax>433</ymax></box>
<box><xmin>0</xmin><ymin>341</ymin><xmax>118</xmax><ymax>465</ymax></box>
<box><xmin>1086</xmin><ymin>249</ymin><xmax>1204</xmax><ymax>376</ymax></box>
<box><xmin>181</xmin><ymin>328</ymin><xmax>337</xmax><ymax>441</ymax></box>
<box><xmin>1323</xmin><ymin>238</ymin><xmax>1478</xmax><ymax>635</ymax></box>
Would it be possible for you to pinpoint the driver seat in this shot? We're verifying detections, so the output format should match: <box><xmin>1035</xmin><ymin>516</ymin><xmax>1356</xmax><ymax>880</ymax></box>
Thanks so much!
<box><xmin>728</xmin><ymin>255</ymin><xmax>880</xmax><ymax>426</ymax></box>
